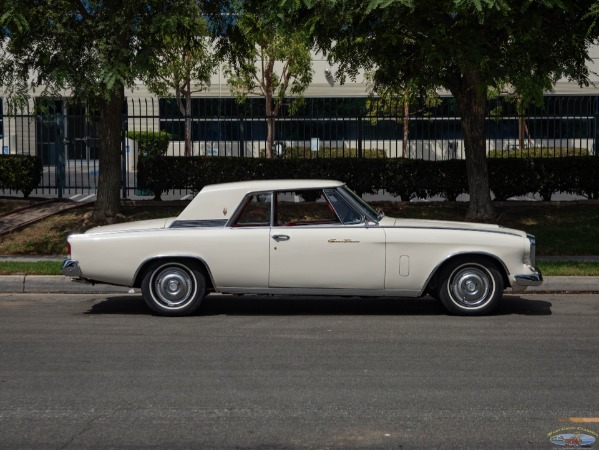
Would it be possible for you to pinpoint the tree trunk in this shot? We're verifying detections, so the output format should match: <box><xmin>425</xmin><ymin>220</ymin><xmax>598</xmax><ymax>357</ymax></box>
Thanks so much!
<box><xmin>518</xmin><ymin>115</ymin><xmax>525</xmax><ymax>151</ymax></box>
<box><xmin>518</xmin><ymin>116</ymin><xmax>531</xmax><ymax>151</ymax></box>
<box><xmin>265</xmin><ymin>95</ymin><xmax>274</xmax><ymax>159</ymax></box>
<box><xmin>516</xmin><ymin>97</ymin><xmax>530</xmax><ymax>151</ymax></box>
<box><xmin>184</xmin><ymin>94</ymin><xmax>192</xmax><ymax>157</ymax></box>
<box><xmin>93</xmin><ymin>86</ymin><xmax>124</xmax><ymax>223</ymax></box>
<box><xmin>175</xmin><ymin>79</ymin><xmax>193</xmax><ymax>157</ymax></box>
<box><xmin>449</xmin><ymin>71</ymin><xmax>494</xmax><ymax>222</ymax></box>
<box><xmin>403</xmin><ymin>97</ymin><xmax>409</xmax><ymax>158</ymax></box>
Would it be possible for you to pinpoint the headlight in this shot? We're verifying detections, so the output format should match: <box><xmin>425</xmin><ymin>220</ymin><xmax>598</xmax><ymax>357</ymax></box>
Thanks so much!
<box><xmin>526</xmin><ymin>234</ymin><xmax>536</xmax><ymax>267</ymax></box>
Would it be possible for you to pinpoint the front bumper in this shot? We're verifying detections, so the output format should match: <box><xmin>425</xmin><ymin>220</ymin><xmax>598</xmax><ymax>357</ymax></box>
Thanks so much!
<box><xmin>514</xmin><ymin>268</ymin><xmax>543</xmax><ymax>287</ymax></box>
<box><xmin>62</xmin><ymin>259</ymin><xmax>82</xmax><ymax>278</ymax></box>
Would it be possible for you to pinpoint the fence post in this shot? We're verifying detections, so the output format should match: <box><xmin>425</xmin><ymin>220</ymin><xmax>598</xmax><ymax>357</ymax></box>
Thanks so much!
<box><xmin>357</xmin><ymin>116</ymin><xmax>363</xmax><ymax>158</ymax></box>
<box><xmin>121</xmin><ymin>111</ymin><xmax>128</xmax><ymax>198</ymax></box>
<box><xmin>55</xmin><ymin>113</ymin><xmax>65</xmax><ymax>200</ymax></box>
<box><xmin>239</xmin><ymin>117</ymin><xmax>245</xmax><ymax>157</ymax></box>
<box><xmin>594</xmin><ymin>96</ymin><xmax>599</xmax><ymax>156</ymax></box>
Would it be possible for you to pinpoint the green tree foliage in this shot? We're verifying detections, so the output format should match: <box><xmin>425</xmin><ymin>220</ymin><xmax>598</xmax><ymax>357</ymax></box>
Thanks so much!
<box><xmin>0</xmin><ymin>0</ymin><xmax>205</xmax><ymax>222</ymax></box>
<box><xmin>144</xmin><ymin>2</ymin><xmax>216</xmax><ymax>157</ymax></box>
<box><xmin>365</xmin><ymin>73</ymin><xmax>441</xmax><ymax>158</ymax></box>
<box><xmin>305</xmin><ymin>0</ymin><xmax>599</xmax><ymax>220</ymax></box>
<box><xmin>221</xmin><ymin>0</ymin><xmax>314</xmax><ymax>158</ymax></box>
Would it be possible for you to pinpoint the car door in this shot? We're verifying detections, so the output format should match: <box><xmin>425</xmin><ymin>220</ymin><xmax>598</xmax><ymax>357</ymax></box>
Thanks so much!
<box><xmin>268</xmin><ymin>190</ymin><xmax>386</xmax><ymax>290</ymax></box>
<box><xmin>213</xmin><ymin>192</ymin><xmax>272</xmax><ymax>289</ymax></box>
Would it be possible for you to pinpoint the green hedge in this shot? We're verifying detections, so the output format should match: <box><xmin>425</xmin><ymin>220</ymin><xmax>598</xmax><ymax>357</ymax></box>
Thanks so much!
<box><xmin>0</xmin><ymin>155</ymin><xmax>43</xmax><ymax>197</ymax></box>
<box><xmin>128</xmin><ymin>131</ymin><xmax>171</xmax><ymax>199</ymax></box>
<box><xmin>488</xmin><ymin>147</ymin><xmax>589</xmax><ymax>158</ymax></box>
<box><xmin>488</xmin><ymin>159</ymin><xmax>538</xmax><ymax>201</ymax></box>
<box><xmin>126</xmin><ymin>131</ymin><xmax>171</xmax><ymax>157</ymax></box>
<box><xmin>281</xmin><ymin>147</ymin><xmax>387</xmax><ymax>159</ymax></box>
<box><xmin>138</xmin><ymin>156</ymin><xmax>386</xmax><ymax>199</ymax></box>
<box><xmin>385</xmin><ymin>159</ymin><xmax>469</xmax><ymax>201</ymax></box>
<box><xmin>137</xmin><ymin>155</ymin><xmax>599</xmax><ymax>201</ymax></box>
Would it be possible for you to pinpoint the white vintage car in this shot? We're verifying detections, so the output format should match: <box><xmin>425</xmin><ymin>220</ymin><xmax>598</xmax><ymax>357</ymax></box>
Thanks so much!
<box><xmin>62</xmin><ymin>180</ymin><xmax>542</xmax><ymax>316</ymax></box>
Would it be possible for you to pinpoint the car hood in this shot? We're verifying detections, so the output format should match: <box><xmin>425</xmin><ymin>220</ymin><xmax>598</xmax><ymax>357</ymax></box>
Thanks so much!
<box><xmin>387</xmin><ymin>217</ymin><xmax>527</xmax><ymax>237</ymax></box>
<box><xmin>84</xmin><ymin>218</ymin><xmax>176</xmax><ymax>235</ymax></box>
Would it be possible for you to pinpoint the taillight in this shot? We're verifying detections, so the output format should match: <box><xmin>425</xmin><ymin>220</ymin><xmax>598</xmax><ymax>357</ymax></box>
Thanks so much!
<box><xmin>67</xmin><ymin>242</ymin><xmax>71</xmax><ymax>257</ymax></box>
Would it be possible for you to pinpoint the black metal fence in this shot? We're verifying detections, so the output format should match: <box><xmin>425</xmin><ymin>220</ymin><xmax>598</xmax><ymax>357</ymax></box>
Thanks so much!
<box><xmin>1</xmin><ymin>95</ymin><xmax>598</xmax><ymax>198</ymax></box>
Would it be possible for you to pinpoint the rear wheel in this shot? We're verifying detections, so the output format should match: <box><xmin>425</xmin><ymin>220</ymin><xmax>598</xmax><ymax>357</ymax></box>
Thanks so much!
<box><xmin>437</xmin><ymin>258</ymin><xmax>503</xmax><ymax>315</ymax></box>
<box><xmin>141</xmin><ymin>261</ymin><xmax>206</xmax><ymax>316</ymax></box>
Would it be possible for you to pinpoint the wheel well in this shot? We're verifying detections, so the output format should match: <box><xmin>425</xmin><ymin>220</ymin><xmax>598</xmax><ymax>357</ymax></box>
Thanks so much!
<box><xmin>134</xmin><ymin>257</ymin><xmax>215</xmax><ymax>291</ymax></box>
<box><xmin>426</xmin><ymin>254</ymin><xmax>509</xmax><ymax>293</ymax></box>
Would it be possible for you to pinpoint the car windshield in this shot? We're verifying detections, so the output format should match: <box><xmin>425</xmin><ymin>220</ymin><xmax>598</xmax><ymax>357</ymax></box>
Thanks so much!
<box><xmin>338</xmin><ymin>186</ymin><xmax>384</xmax><ymax>222</ymax></box>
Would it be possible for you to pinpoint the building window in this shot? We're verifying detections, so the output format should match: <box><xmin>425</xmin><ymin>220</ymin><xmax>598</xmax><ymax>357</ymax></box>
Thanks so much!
<box><xmin>35</xmin><ymin>99</ymin><xmax>100</xmax><ymax>165</ymax></box>
<box><xmin>157</xmin><ymin>95</ymin><xmax>598</xmax><ymax>152</ymax></box>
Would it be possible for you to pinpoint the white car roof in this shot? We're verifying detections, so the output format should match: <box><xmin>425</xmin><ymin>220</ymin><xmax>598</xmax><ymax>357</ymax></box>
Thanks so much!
<box><xmin>177</xmin><ymin>179</ymin><xmax>344</xmax><ymax>221</ymax></box>
<box><xmin>201</xmin><ymin>179</ymin><xmax>343</xmax><ymax>193</ymax></box>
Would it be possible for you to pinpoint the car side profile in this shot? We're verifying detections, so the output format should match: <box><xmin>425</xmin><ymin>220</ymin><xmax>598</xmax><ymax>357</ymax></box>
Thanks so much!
<box><xmin>62</xmin><ymin>179</ymin><xmax>542</xmax><ymax>316</ymax></box>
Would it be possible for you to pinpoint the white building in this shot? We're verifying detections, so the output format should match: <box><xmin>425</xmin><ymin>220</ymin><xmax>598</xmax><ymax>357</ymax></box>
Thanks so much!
<box><xmin>2</xmin><ymin>46</ymin><xmax>599</xmax><ymax>166</ymax></box>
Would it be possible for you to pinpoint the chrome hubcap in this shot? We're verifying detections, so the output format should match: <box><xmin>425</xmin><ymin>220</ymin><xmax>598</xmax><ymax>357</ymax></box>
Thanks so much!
<box><xmin>153</xmin><ymin>266</ymin><xmax>194</xmax><ymax>308</ymax></box>
<box><xmin>450</xmin><ymin>266</ymin><xmax>492</xmax><ymax>307</ymax></box>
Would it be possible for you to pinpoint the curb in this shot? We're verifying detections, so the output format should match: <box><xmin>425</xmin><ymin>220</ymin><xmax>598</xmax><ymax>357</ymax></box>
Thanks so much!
<box><xmin>523</xmin><ymin>276</ymin><xmax>599</xmax><ymax>293</ymax></box>
<box><xmin>1</xmin><ymin>275</ymin><xmax>133</xmax><ymax>294</ymax></box>
<box><xmin>0</xmin><ymin>275</ymin><xmax>598</xmax><ymax>295</ymax></box>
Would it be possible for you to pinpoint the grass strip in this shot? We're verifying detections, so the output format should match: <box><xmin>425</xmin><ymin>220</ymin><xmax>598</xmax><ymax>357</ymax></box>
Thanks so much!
<box><xmin>1</xmin><ymin>203</ymin><xmax>598</xmax><ymax>256</ymax></box>
<box><xmin>536</xmin><ymin>261</ymin><xmax>599</xmax><ymax>277</ymax></box>
<box><xmin>0</xmin><ymin>261</ymin><xmax>62</xmax><ymax>275</ymax></box>
<box><xmin>0</xmin><ymin>260</ymin><xmax>598</xmax><ymax>277</ymax></box>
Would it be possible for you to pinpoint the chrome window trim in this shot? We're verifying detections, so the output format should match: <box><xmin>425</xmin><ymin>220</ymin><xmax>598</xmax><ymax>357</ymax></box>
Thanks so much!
<box><xmin>225</xmin><ymin>191</ymin><xmax>273</xmax><ymax>228</ymax></box>
<box><xmin>323</xmin><ymin>188</ymin><xmax>364</xmax><ymax>225</ymax></box>
<box><xmin>337</xmin><ymin>185</ymin><xmax>381</xmax><ymax>222</ymax></box>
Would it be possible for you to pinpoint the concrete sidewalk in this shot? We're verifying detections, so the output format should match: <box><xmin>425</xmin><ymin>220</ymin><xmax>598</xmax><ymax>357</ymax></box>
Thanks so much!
<box><xmin>1</xmin><ymin>274</ymin><xmax>598</xmax><ymax>294</ymax></box>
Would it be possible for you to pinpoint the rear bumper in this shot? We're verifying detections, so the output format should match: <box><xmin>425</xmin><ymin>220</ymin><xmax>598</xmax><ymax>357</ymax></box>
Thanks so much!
<box><xmin>62</xmin><ymin>259</ymin><xmax>82</xmax><ymax>278</ymax></box>
<box><xmin>514</xmin><ymin>269</ymin><xmax>543</xmax><ymax>287</ymax></box>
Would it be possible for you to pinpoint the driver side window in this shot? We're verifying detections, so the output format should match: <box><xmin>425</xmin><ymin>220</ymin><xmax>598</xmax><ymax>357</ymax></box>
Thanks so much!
<box><xmin>275</xmin><ymin>190</ymin><xmax>340</xmax><ymax>226</ymax></box>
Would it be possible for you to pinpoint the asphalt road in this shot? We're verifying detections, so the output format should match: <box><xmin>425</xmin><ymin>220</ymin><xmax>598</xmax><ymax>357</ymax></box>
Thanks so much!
<box><xmin>0</xmin><ymin>293</ymin><xmax>598</xmax><ymax>449</ymax></box>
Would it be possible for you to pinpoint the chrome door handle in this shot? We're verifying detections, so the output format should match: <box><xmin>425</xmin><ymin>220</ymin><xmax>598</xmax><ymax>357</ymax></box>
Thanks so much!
<box><xmin>272</xmin><ymin>234</ymin><xmax>290</xmax><ymax>242</ymax></box>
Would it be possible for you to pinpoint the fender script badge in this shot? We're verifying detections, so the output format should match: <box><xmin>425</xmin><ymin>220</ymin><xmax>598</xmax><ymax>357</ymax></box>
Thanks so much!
<box><xmin>328</xmin><ymin>239</ymin><xmax>360</xmax><ymax>244</ymax></box>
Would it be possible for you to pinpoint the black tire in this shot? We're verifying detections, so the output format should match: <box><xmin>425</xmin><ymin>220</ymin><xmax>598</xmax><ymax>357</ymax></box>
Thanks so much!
<box><xmin>437</xmin><ymin>258</ymin><xmax>504</xmax><ymax>315</ymax></box>
<box><xmin>141</xmin><ymin>260</ymin><xmax>206</xmax><ymax>316</ymax></box>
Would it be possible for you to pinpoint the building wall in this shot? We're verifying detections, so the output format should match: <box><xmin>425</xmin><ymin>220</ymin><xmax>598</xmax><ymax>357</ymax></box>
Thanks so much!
<box><xmin>123</xmin><ymin>45</ymin><xmax>599</xmax><ymax>100</ymax></box>
<box><xmin>2</xmin><ymin>46</ymin><xmax>599</xmax><ymax>159</ymax></box>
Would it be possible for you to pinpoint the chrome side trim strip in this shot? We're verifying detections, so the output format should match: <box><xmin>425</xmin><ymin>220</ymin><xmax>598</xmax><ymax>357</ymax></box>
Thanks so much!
<box><xmin>218</xmin><ymin>287</ymin><xmax>422</xmax><ymax>298</ymax></box>
<box><xmin>386</xmin><ymin>225</ymin><xmax>521</xmax><ymax>237</ymax></box>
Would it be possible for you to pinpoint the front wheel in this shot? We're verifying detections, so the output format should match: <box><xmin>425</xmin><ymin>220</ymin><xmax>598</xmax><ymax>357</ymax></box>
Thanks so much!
<box><xmin>437</xmin><ymin>258</ymin><xmax>503</xmax><ymax>315</ymax></box>
<box><xmin>141</xmin><ymin>261</ymin><xmax>206</xmax><ymax>316</ymax></box>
